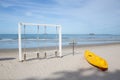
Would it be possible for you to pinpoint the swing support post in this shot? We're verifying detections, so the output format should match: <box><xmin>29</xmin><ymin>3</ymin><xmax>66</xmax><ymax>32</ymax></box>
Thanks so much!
<box><xmin>18</xmin><ymin>23</ymin><xmax>22</xmax><ymax>61</ymax></box>
<box><xmin>58</xmin><ymin>26</ymin><xmax>62</xmax><ymax>57</ymax></box>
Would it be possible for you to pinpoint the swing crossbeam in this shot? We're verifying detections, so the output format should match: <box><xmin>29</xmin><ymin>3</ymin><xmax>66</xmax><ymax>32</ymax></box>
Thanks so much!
<box><xmin>20</xmin><ymin>23</ymin><xmax>61</xmax><ymax>27</ymax></box>
<box><xmin>18</xmin><ymin>22</ymin><xmax>62</xmax><ymax>61</ymax></box>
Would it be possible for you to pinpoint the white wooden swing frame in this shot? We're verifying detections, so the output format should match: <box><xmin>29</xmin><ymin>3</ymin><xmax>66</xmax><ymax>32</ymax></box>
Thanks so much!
<box><xmin>18</xmin><ymin>22</ymin><xmax>62</xmax><ymax>61</ymax></box>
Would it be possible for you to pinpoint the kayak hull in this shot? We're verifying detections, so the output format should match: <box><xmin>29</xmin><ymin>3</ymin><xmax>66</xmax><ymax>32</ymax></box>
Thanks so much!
<box><xmin>84</xmin><ymin>50</ymin><xmax>108</xmax><ymax>71</ymax></box>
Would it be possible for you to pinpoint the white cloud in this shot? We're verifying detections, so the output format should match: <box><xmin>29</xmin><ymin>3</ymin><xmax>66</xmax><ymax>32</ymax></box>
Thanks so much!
<box><xmin>25</xmin><ymin>12</ymin><xmax>32</xmax><ymax>16</ymax></box>
<box><xmin>0</xmin><ymin>1</ymin><xmax>12</xmax><ymax>8</ymax></box>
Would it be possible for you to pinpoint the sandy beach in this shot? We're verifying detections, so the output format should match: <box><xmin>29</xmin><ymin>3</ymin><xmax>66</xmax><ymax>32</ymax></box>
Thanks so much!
<box><xmin>0</xmin><ymin>43</ymin><xmax>120</xmax><ymax>80</ymax></box>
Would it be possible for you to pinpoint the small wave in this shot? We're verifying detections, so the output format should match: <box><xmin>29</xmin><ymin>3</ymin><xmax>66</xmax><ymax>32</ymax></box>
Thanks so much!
<box><xmin>0</xmin><ymin>38</ymin><xmax>17</xmax><ymax>41</ymax></box>
<box><xmin>22</xmin><ymin>38</ymin><xmax>58</xmax><ymax>41</ymax></box>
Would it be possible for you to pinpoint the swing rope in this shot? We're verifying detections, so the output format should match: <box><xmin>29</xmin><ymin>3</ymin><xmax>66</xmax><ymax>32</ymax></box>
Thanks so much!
<box><xmin>37</xmin><ymin>25</ymin><xmax>40</xmax><ymax>53</ymax></box>
<box><xmin>44</xmin><ymin>26</ymin><xmax>47</xmax><ymax>57</ymax></box>
<box><xmin>23</xmin><ymin>25</ymin><xmax>27</xmax><ymax>60</ymax></box>
<box><xmin>23</xmin><ymin>25</ymin><xmax>26</xmax><ymax>54</ymax></box>
<box><xmin>55</xmin><ymin>26</ymin><xmax>58</xmax><ymax>53</ymax></box>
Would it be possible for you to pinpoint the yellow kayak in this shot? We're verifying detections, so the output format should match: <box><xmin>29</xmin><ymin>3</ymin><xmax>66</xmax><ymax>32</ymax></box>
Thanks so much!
<box><xmin>84</xmin><ymin>50</ymin><xmax>108</xmax><ymax>71</ymax></box>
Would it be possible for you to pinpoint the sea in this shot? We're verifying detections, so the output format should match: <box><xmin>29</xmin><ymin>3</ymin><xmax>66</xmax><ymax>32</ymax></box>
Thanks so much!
<box><xmin>0</xmin><ymin>34</ymin><xmax>120</xmax><ymax>49</ymax></box>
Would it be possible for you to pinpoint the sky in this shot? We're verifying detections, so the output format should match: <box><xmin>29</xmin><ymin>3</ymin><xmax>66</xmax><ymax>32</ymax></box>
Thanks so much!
<box><xmin>0</xmin><ymin>0</ymin><xmax>120</xmax><ymax>34</ymax></box>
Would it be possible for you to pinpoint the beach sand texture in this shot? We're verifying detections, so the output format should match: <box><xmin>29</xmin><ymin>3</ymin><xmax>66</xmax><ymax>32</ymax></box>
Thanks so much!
<box><xmin>0</xmin><ymin>43</ymin><xmax>120</xmax><ymax>80</ymax></box>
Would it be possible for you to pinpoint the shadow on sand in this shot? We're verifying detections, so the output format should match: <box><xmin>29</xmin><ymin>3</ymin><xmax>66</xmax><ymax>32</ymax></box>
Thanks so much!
<box><xmin>0</xmin><ymin>57</ymin><xmax>16</xmax><ymax>61</ymax></box>
<box><xmin>23</xmin><ymin>67</ymin><xmax>120</xmax><ymax>80</ymax></box>
<box><xmin>23</xmin><ymin>52</ymin><xmax>80</xmax><ymax>62</ymax></box>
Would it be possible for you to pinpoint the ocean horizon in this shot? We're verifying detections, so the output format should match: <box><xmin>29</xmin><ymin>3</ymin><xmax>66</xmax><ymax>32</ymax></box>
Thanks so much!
<box><xmin>0</xmin><ymin>34</ymin><xmax>120</xmax><ymax>49</ymax></box>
